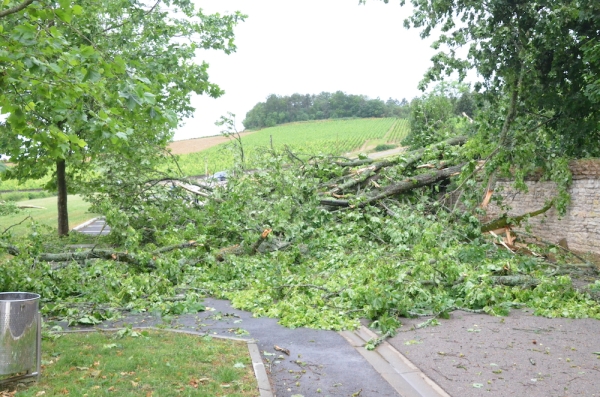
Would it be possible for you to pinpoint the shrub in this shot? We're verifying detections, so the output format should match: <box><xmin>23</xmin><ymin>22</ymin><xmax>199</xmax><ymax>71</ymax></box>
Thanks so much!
<box><xmin>374</xmin><ymin>144</ymin><xmax>397</xmax><ymax>152</ymax></box>
<box><xmin>1</xmin><ymin>191</ymin><xmax>53</xmax><ymax>202</ymax></box>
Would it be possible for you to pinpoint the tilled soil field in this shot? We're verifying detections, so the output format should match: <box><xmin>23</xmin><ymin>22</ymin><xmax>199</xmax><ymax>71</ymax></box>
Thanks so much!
<box><xmin>168</xmin><ymin>131</ymin><xmax>256</xmax><ymax>155</ymax></box>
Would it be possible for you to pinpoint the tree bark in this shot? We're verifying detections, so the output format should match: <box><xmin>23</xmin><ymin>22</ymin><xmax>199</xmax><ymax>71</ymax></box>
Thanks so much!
<box><xmin>481</xmin><ymin>200</ymin><xmax>553</xmax><ymax>233</ymax></box>
<box><xmin>57</xmin><ymin>158</ymin><xmax>69</xmax><ymax>237</ymax></box>
<box><xmin>0</xmin><ymin>0</ymin><xmax>33</xmax><ymax>18</ymax></box>
<box><xmin>490</xmin><ymin>275</ymin><xmax>539</xmax><ymax>288</ymax></box>
<box><xmin>321</xmin><ymin>163</ymin><xmax>466</xmax><ymax>208</ymax></box>
<box><xmin>334</xmin><ymin>136</ymin><xmax>467</xmax><ymax>168</ymax></box>
<box><xmin>328</xmin><ymin>136</ymin><xmax>467</xmax><ymax>195</ymax></box>
<box><xmin>0</xmin><ymin>241</ymin><xmax>200</xmax><ymax>270</ymax></box>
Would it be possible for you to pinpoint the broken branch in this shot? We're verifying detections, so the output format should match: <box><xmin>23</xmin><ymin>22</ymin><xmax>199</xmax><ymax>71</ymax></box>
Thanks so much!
<box><xmin>481</xmin><ymin>200</ymin><xmax>554</xmax><ymax>233</ymax></box>
<box><xmin>329</xmin><ymin>136</ymin><xmax>467</xmax><ymax>195</ymax></box>
<box><xmin>321</xmin><ymin>163</ymin><xmax>466</xmax><ymax>208</ymax></box>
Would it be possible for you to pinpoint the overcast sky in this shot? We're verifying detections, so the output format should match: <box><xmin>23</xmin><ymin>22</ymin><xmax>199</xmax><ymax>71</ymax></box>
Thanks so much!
<box><xmin>175</xmin><ymin>0</ymin><xmax>436</xmax><ymax>141</ymax></box>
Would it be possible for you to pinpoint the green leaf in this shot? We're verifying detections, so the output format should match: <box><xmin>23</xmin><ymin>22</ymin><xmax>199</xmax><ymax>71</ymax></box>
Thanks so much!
<box><xmin>135</xmin><ymin>76</ymin><xmax>151</xmax><ymax>84</ymax></box>
<box><xmin>164</xmin><ymin>110</ymin><xmax>178</xmax><ymax>127</ymax></box>
<box><xmin>72</xmin><ymin>5</ymin><xmax>83</xmax><ymax>15</ymax></box>
<box><xmin>143</xmin><ymin>92</ymin><xmax>156</xmax><ymax>104</ymax></box>
<box><xmin>77</xmin><ymin>316</ymin><xmax>100</xmax><ymax>325</ymax></box>
<box><xmin>55</xmin><ymin>9</ymin><xmax>72</xmax><ymax>23</ymax></box>
<box><xmin>83</xmin><ymin>69</ymin><xmax>101</xmax><ymax>83</ymax></box>
<box><xmin>79</xmin><ymin>46</ymin><xmax>96</xmax><ymax>58</ymax></box>
<box><xmin>48</xmin><ymin>63</ymin><xmax>63</xmax><ymax>74</ymax></box>
<box><xmin>113</xmin><ymin>56</ymin><xmax>126</xmax><ymax>74</ymax></box>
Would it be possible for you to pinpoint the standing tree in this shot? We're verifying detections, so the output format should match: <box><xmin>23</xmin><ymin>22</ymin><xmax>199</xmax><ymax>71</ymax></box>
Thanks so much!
<box><xmin>374</xmin><ymin>0</ymin><xmax>600</xmax><ymax>203</ymax></box>
<box><xmin>0</xmin><ymin>0</ymin><xmax>245</xmax><ymax>235</ymax></box>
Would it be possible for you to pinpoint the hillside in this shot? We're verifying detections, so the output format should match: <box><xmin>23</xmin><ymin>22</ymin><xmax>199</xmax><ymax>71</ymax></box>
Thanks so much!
<box><xmin>174</xmin><ymin>118</ymin><xmax>410</xmax><ymax>176</ymax></box>
<box><xmin>168</xmin><ymin>130</ymin><xmax>258</xmax><ymax>155</ymax></box>
<box><xmin>1</xmin><ymin>118</ymin><xmax>409</xmax><ymax>191</ymax></box>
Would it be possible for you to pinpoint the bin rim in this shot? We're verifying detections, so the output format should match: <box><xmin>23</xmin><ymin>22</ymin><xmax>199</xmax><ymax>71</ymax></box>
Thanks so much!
<box><xmin>0</xmin><ymin>292</ymin><xmax>40</xmax><ymax>302</ymax></box>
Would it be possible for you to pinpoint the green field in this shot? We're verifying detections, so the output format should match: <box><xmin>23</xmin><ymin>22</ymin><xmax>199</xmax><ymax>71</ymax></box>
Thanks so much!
<box><xmin>0</xmin><ymin>177</ymin><xmax>50</xmax><ymax>192</ymax></box>
<box><xmin>0</xmin><ymin>195</ymin><xmax>96</xmax><ymax>235</ymax></box>
<box><xmin>387</xmin><ymin>118</ymin><xmax>410</xmax><ymax>143</ymax></box>
<box><xmin>1</xmin><ymin>118</ymin><xmax>410</xmax><ymax>188</ymax></box>
<box><xmin>177</xmin><ymin>117</ymin><xmax>403</xmax><ymax>176</ymax></box>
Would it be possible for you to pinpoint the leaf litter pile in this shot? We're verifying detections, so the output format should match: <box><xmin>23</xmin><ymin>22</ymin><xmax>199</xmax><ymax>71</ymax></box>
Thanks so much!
<box><xmin>4</xmin><ymin>330</ymin><xmax>256</xmax><ymax>397</ymax></box>
<box><xmin>1</xmin><ymin>140</ymin><xmax>600</xmax><ymax>338</ymax></box>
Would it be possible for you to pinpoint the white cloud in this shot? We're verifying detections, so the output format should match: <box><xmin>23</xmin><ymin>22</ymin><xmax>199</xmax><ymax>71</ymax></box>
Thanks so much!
<box><xmin>176</xmin><ymin>0</ymin><xmax>435</xmax><ymax>140</ymax></box>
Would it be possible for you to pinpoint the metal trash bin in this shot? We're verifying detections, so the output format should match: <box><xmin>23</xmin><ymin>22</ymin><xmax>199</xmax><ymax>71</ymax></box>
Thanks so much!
<box><xmin>0</xmin><ymin>292</ymin><xmax>41</xmax><ymax>383</ymax></box>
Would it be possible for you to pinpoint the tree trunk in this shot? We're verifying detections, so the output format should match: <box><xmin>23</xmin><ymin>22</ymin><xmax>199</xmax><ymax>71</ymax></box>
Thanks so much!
<box><xmin>1</xmin><ymin>241</ymin><xmax>199</xmax><ymax>270</ymax></box>
<box><xmin>57</xmin><ymin>158</ymin><xmax>69</xmax><ymax>237</ymax></box>
<box><xmin>334</xmin><ymin>136</ymin><xmax>467</xmax><ymax>168</ymax></box>
<box><xmin>328</xmin><ymin>136</ymin><xmax>468</xmax><ymax>195</ymax></box>
<box><xmin>320</xmin><ymin>163</ymin><xmax>466</xmax><ymax>208</ymax></box>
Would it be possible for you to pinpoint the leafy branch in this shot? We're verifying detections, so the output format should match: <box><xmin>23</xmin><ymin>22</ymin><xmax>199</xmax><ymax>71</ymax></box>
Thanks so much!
<box><xmin>0</xmin><ymin>0</ymin><xmax>33</xmax><ymax>19</ymax></box>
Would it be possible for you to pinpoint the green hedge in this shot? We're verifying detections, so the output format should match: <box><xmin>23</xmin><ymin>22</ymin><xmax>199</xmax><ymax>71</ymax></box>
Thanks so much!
<box><xmin>0</xmin><ymin>191</ymin><xmax>54</xmax><ymax>202</ymax></box>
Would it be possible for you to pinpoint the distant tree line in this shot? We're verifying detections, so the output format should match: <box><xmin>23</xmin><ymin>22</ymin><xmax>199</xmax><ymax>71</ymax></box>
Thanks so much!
<box><xmin>242</xmin><ymin>91</ymin><xmax>410</xmax><ymax>129</ymax></box>
<box><xmin>242</xmin><ymin>89</ymin><xmax>476</xmax><ymax>131</ymax></box>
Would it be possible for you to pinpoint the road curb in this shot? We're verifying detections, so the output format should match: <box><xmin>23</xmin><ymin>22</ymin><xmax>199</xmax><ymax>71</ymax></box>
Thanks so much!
<box><xmin>55</xmin><ymin>326</ymin><xmax>274</xmax><ymax>397</ymax></box>
<box><xmin>247</xmin><ymin>342</ymin><xmax>274</xmax><ymax>397</ymax></box>
<box><xmin>339</xmin><ymin>326</ymin><xmax>452</xmax><ymax>397</ymax></box>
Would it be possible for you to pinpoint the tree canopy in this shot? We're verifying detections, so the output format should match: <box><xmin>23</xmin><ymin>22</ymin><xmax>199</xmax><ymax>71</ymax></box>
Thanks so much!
<box><xmin>0</xmin><ymin>0</ymin><xmax>245</xmax><ymax>234</ymax></box>
<box><xmin>370</xmin><ymin>0</ymin><xmax>600</xmax><ymax>213</ymax></box>
<box><xmin>386</xmin><ymin>3</ymin><xmax>597</xmax><ymax>149</ymax></box>
<box><xmin>243</xmin><ymin>91</ymin><xmax>410</xmax><ymax>129</ymax></box>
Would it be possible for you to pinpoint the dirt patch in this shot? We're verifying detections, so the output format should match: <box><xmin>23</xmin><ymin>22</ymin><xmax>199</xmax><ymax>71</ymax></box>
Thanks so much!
<box><xmin>168</xmin><ymin>131</ymin><xmax>257</xmax><ymax>155</ymax></box>
<box><xmin>367</xmin><ymin>146</ymin><xmax>407</xmax><ymax>160</ymax></box>
<box><xmin>343</xmin><ymin>145</ymin><xmax>407</xmax><ymax>160</ymax></box>
<box><xmin>386</xmin><ymin>310</ymin><xmax>600</xmax><ymax>397</ymax></box>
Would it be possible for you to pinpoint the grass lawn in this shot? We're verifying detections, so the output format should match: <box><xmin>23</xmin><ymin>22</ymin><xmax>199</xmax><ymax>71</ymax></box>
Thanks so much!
<box><xmin>8</xmin><ymin>330</ymin><xmax>258</xmax><ymax>397</ymax></box>
<box><xmin>0</xmin><ymin>195</ymin><xmax>97</xmax><ymax>236</ymax></box>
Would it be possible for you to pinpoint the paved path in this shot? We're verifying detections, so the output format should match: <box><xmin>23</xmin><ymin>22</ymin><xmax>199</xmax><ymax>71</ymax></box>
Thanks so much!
<box><xmin>71</xmin><ymin>216</ymin><xmax>451</xmax><ymax>397</ymax></box>
<box><xmin>97</xmin><ymin>298</ymin><xmax>449</xmax><ymax>397</ymax></box>
<box><xmin>72</xmin><ymin>217</ymin><xmax>110</xmax><ymax>235</ymax></box>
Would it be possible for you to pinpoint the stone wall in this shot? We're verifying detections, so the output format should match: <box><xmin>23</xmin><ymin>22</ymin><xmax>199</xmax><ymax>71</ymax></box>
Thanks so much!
<box><xmin>486</xmin><ymin>159</ymin><xmax>600</xmax><ymax>254</ymax></box>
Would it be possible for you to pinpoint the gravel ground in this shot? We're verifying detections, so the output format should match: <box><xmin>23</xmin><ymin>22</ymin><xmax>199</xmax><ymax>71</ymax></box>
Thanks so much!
<box><xmin>386</xmin><ymin>309</ymin><xmax>600</xmax><ymax>397</ymax></box>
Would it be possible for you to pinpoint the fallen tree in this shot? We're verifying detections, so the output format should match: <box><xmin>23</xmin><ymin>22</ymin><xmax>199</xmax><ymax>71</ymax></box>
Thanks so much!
<box><xmin>327</xmin><ymin>135</ymin><xmax>467</xmax><ymax>195</ymax></box>
<box><xmin>320</xmin><ymin>163</ymin><xmax>465</xmax><ymax>208</ymax></box>
<box><xmin>1</xmin><ymin>134</ymin><xmax>597</xmax><ymax>332</ymax></box>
